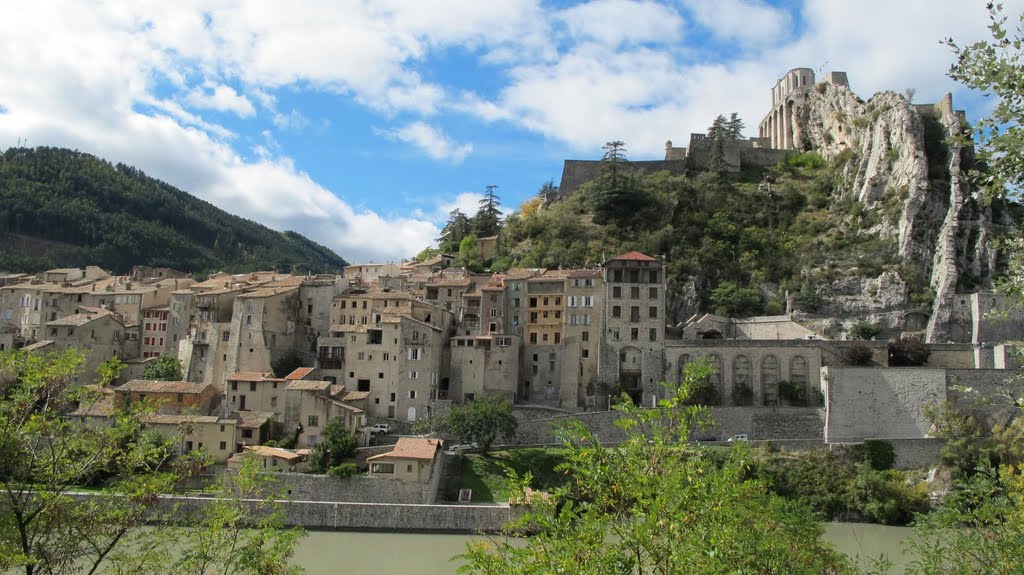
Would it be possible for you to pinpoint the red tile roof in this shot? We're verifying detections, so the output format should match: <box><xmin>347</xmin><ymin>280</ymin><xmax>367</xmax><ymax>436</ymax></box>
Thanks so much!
<box><xmin>367</xmin><ymin>437</ymin><xmax>442</xmax><ymax>461</ymax></box>
<box><xmin>284</xmin><ymin>367</ymin><xmax>315</xmax><ymax>380</ymax></box>
<box><xmin>611</xmin><ymin>251</ymin><xmax>658</xmax><ymax>261</ymax></box>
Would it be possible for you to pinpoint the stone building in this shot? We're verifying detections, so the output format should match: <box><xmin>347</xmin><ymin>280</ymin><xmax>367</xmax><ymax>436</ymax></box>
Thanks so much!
<box><xmin>114</xmin><ymin>379</ymin><xmax>220</xmax><ymax>414</ymax></box>
<box><xmin>597</xmin><ymin>252</ymin><xmax>667</xmax><ymax>406</ymax></box>
<box><xmin>758</xmin><ymin>67</ymin><xmax>849</xmax><ymax>150</ymax></box>
<box><xmin>561</xmin><ymin>269</ymin><xmax>603</xmax><ymax>409</ymax></box>
<box><xmin>367</xmin><ymin>437</ymin><xmax>442</xmax><ymax>482</ymax></box>
<box><xmin>225</xmin><ymin>371</ymin><xmax>287</xmax><ymax>418</ymax></box>
<box><xmin>46</xmin><ymin>307</ymin><xmax>128</xmax><ymax>384</ymax></box>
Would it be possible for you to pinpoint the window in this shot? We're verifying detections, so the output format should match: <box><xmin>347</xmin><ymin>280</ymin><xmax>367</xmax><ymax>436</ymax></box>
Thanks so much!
<box><xmin>542</xmin><ymin>333</ymin><xmax>549</xmax><ymax>342</ymax></box>
<box><xmin>390</xmin><ymin>392</ymin><xmax>396</xmax><ymax>402</ymax></box>
<box><xmin>613</xmin><ymin>270</ymin><xmax>623</xmax><ymax>282</ymax></box>
<box><xmin>630</xmin><ymin>306</ymin><xmax>640</xmax><ymax>321</ymax></box>
<box><xmin>649</xmin><ymin>306</ymin><xmax>658</xmax><ymax>318</ymax></box>
<box><xmin>612</xmin><ymin>306</ymin><xmax>621</xmax><ymax>318</ymax></box>
<box><xmin>649</xmin><ymin>287</ymin><xmax>658</xmax><ymax>298</ymax></box>
<box><xmin>649</xmin><ymin>270</ymin><xmax>659</xmax><ymax>283</ymax></box>
<box><xmin>490</xmin><ymin>308</ymin><xmax>497</xmax><ymax>317</ymax></box>
<box><xmin>222</xmin><ymin>330</ymin><xmax>230</xmax><ymax>341</ymax></box>
<box><xmin>358</xmin><ymin>352</ymin><xmax>365</xmax><ymax>360</ymax></box>
<box><xmin>497</xmin><ymin>337</ymin><xmax>510</xmax><ymax>346</ymax></box>
<box><xmin>630</xmin><ymin>286</ymin><xmax>640</xmax><ymax>298</ymax></box>
<box><xmin>612</xmin><ymin>329</ymin><xmax>620</xmax><ymax>340</ymax></box>
<box><xmin>231</xmin><ymin>381</ymin><xmax>238</xmax><ymax>391</ymax></box>
<box><xmin>408</xmin><ymin>390</ymin><xmax>417</xmax><ymax>399</ymax></box>
<box><xmin>409</xmin><ymin>371</ymin><xmax>419</xmax><ymax>379</ymax></box>
<box><xmin>554</xmin><ymin>332</ymin><xmax>561</xmax><ymax>344</ymax></box>
<box><xmin>529</xmin><ymin>333</ymin><xmax>537</xmax><ymax>344</ymax></box>
<box><xmin>245</xmin><ymin>314</ymin><xmax>252</xmax><ymax>325</ymax></box>
<box><xmin>613</xmin><ymin>286</ymin><xmax>621</xmax><ymax>298</ymax></box>
<box><xmin>307</xmin><ymin>415</ymin><xmax>319</xmax><ymax>427</ymax></box>
<box><xmin>530</xmin><ymin>312</ymin><xmax>538</xmax><ymax>322</ymax></box>
<box><xmin>582</xmin><ymin>331</ymin><xmax>589</xmax><ymax>342</ymax></box>
<box><xmin>219</xmin><ymin>441</ymin><xmax>227</xmax><ymax>451</ymax></box>
<box><xmin>408</xmin><ymin>348</ymin><xmax>421</xmax><ymax>360</ymax></box>
<box><xmin>568</xmin><ymin>296</ymin><xmax>577</xmax><ymax>307</ymax></box>
<box><xmin>649</xmin><ymin>328</ymin><xmax>657</xmax><ymax>341</ymax></box>
<box><xmin>630</xmin><ymin>328</ymin><xmax>639</xmax><ymax>341</ymax></box>
<box><xmin>582</xmin><ymin>349</ymin><xmax>589</xmax><ymax>358</ymax></box>
<box><xmin>513</xmin><ymin>298</ymin><xmax>521</xmax><ymax>307</ymax></box>
<box><xmin>529</xmin><ymin>297</ymin><xmax>537</xmax><ymax>308</ymax></box>
<box><xmin>177</xmin><ymin>393</ymin><xmax>183</xmax><ymax>402</ymax></box>
<box><xmin>543</xmin><ymin>297</ymin><xmax>549</xmax><ymax>306</ymax></box>
<box><xmin>241</xmin><ymin>429</ymin><xmax>253</xmax><ymax>439</ymax></box>
<box><xmin>250</xmin><ymin>382</ymin><xmax>256</xmax><ymax>392</ymax></box>
<box><xmin>378</xmin><ymin>372</ymin><xmax>384</xmax><ymax>379</ymax></box>
<box><xmin>583</xmin><ymin>296</ymin><xmax>593</xmax><ymax>307</ymax></box>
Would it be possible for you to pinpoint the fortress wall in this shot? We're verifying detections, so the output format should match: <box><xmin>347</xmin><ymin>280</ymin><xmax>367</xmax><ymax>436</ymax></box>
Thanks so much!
<box><xmin>823</xmin><ymin>367</ymin><xmax>947</xmax><ymax>443</ymax></box>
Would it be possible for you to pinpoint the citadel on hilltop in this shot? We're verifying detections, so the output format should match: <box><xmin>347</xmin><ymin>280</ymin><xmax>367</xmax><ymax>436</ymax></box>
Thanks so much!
<box><xmin>1</xmin><ymin>69</ymin><xmax>1019</xmax><ymax>482</ymax></box>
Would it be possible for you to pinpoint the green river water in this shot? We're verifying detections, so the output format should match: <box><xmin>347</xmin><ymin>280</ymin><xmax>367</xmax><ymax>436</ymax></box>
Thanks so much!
<box><xmin>292</xmin><ymin>523</ymin><xmax>915</xmax><ymax>574</ymax></box>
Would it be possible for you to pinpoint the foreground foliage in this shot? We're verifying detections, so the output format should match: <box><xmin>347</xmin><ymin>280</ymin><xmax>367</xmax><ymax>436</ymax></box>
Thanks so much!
<box><xmin>0</xmin><ymin>349</ymin><xmax>304</xmax><ymax>574</ymax></box>
<box><xmin>460</xmin><ymin>363</ymin><xmax>852</xmax><ymax>574</ymax></box>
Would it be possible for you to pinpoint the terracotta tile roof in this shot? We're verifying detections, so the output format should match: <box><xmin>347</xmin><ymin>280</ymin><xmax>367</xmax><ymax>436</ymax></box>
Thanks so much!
<box><xmin>504</xmin><ymin>268</ymin><xmax>545</xmax><ymax>280</ymax></box>
<box><xmin>48</xmin><ymin>310</ymin><xmax>118</xmax><ymax>327</ymax></box>
<box><xmin>244</xmin><ymin>445</ymin><xmax>304</xmax><ymax>461</ymax></box>
<box><xmin>367</xmin><ymin>437</ymin><xmax>442</xmax><ymax>461</ymax></box>
<box><xmin>284</xmin><ymin>367</ymin><xmax>315</xmax><ymax>380</ymax></box>
<box><xmin>239</xmin><ymin>285</ymin><xmax>299</xmax><ymax>299</ymax></box>
<box><xmin>142</xmin><ymin>414</ymin><xmax>221</xmax><ymax>425</ymax></box>
<box><xmin>20</xmin><ymin>340</ymin><xmax>54</xmax><ymax>352</ymax></box>
<box><xmin>610</xmin><ymin>251</ymin><xmax>658</xmax><ymax>261</ymax></box>
<box><xmin>566</xmin><ymin>269</ymin><xmax>603</xmax><ymax>278</ymax></box>
<box><xmin>229</xmin><ymin>411</ymin><xmax>275</xmax><ymax>428</ymax></box>
<box><xmin>226</xmin><ymin>372</ymin><xmax>278</xmax><ymax>382</ymax></box>
<box><xmin>342</xmin><ymin>390</ymin><xmax>370</xmax><ymax>402</ymax></box>
<box><xmin>286</xmin><ymin>380</ymin><xmax>331</xmax><ymax>392</ymax></box>
<box><xmin>118</xmin><ymin>380</ymin><xmax>213</xmax><ymax>394</ymax></box>
<box><xmin>70</xmin><ymin>394</ymin><xmax>116</xmax><ymax>417</ymax></box>
<box><xmin>482</xmin><ymin>274</ymin><xmax>505</xmax><ymax>290</ymax></box>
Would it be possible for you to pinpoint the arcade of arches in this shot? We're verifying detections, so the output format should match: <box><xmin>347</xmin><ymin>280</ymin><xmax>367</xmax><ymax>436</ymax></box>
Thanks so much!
<box><xmin>672</xmin><ymin>346</ymin><xmax>819</xmax><ymax>407</ymax></box>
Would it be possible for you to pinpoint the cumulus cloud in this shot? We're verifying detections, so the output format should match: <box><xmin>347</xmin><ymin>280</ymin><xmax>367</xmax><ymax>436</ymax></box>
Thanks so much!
<box><xmin>378</xmin><ymin>122</ymin><xmax>473</xmax><ymax>163</ymax></box>
<box><xmin>185</xmin><ymin>84</ymin><xmax>256</xmax><ymax>117</ymax></box>
<box><xmin>557</xmin><ymin>0</ymin><xmax>684</xmax><ymax>47</ymax></box>
<box><xmin>680</xmin><ymin>0</ymin><xmax>791</xmax><ymax>47</ymax></box>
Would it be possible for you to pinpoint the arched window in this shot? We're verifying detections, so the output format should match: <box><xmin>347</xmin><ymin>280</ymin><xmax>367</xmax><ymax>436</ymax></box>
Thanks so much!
<box><xmin>790</xmin><ymin>356</ymin><xmax>808</xmax><ymax>387</ymax></box>
<box><xmin>706</xmin><ymin>354</ymin><xmax>722</xmax><ymax>387</ymax></box>
<box><xmin>761</xmin><ymin>355</ymin><xmax>780</xmax><ymax>405</ymax></box>
<box><xmin>677</xmin><ymin>354</ymin><xmax>692</xmax><ymax>383</ymax></box>
<box><xmin>733</xmin><ymin>355</ymin><xmax>751</xmax><ymax>387</ymax></box>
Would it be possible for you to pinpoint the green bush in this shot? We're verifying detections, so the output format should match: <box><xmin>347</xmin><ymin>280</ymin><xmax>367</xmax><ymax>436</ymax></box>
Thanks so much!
<box><xmin>852</xmin><ymin>440</ymin><xmax>896</xmax><ymax>470</ymax></box>
<box><xmin>847</xmin><ymin>319</ymin><xmax>880</xmax><ymax>337</ymax></box>
<box><xmin>844</xmin><ymin>465</ymin><xmax>930</xmax><ymax>525</ymax></box>
<box><xmin>327</xmin><ymin>463</ymin><xmax>359</xmax><ymax>479</ymax></box>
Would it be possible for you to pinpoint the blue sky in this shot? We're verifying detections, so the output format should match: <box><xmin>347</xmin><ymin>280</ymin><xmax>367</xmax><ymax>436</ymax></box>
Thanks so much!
<box><xmin>0</xmin><ymin>0</ymin><xmax>1019</xmax><ymax>264</ymax></box>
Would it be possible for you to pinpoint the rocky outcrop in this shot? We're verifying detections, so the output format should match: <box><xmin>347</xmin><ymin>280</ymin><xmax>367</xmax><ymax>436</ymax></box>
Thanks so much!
<box><xmin>787</xmin><ymin>82</ymin><xmax>1009</xmax><ymax>342</ymax></box>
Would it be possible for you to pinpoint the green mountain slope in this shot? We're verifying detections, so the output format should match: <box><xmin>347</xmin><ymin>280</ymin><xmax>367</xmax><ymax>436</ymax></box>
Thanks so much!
<box><xmin>0</xmin><ymin>147</ymin><xmax>348</xmax><ymax>274</ymax></box>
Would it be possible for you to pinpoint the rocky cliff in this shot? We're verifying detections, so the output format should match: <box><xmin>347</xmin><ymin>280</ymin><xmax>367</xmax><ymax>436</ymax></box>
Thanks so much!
<box><xmin>786</xmin><ymin>82</ymin><xmax>1011</xmax><ymax>341</ymax></box>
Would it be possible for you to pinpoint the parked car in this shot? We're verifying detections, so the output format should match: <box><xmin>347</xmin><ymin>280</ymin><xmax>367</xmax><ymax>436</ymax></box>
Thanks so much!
<box><xmin>444</xmin><ymin>442</ymin><xmax>480</xmax><ymax>455</ymax></box>
<box><xmin>727</xmin><ymin>434</ymin><xmax>749</xmax><ymax>442</ymax></box>
<box><xmin>369</xmin><ymin>423</ymin><xmax>391</xmax><ymax>435</ymax></box>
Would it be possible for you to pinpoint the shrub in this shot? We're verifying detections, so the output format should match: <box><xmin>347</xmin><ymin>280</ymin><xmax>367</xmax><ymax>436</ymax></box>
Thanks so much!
<box><xmin>843</xmin><ymin>319</ymin><xmax>884</xmax><ymax>337</ymax></box>
<box><xmin>327</xmin><ymin>463</ymin><xmax>359</xmax><ymax>479</ymax></box>
<box><xmin>888</xmin><ymin>337</ymin><xmax>930</xmax><ymax>366</ymax></box>
<box><xmin>732</xmin><ymin>383</ymin><xmax>754</xmax><ymax>406</ymax></box>
<box><xmin>846</xmin><ymin>343</ymin><xmax>874</xmax><ymax>366</ymax></box>
<box><xmin>844</xmin><ymin>465</ymin><xmax>930</xmax><ymax>525</ymax></box>
<box><xmin>852</xmin><ymin>439</ymin><xmax>896</xmax><ymax>470</ymax></box>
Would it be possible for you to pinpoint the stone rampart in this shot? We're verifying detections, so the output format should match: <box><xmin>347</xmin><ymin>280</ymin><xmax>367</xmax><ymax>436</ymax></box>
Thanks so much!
<box><xmin>882</xmin><ymin>438</ymin><xmax>945</xmax><ymax>469</ymax></box>
<box><xmin>823</xmin><ymin>367</ymin><xmax>947</xmax><ymax>442</ymax></box>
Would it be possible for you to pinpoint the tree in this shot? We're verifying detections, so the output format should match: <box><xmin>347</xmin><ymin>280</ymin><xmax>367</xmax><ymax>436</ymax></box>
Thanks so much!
<box><xmin>944</xmin><ymin>3</ymin><xmax>1024</xmax><ymax>200</ymax></box>
<box><xmin>434</xmin><ymin>397</ymin><xmax>517</xmax><ymax>454</ymax></box>
<box><xmin>726</xmin><ymin>112</ymin><xmax>746</xmax><ymax>139</ymax></box>
<box><xmin>849</xmin><ymin>320</ymin><xmax>884</xmax><ymax>340</ymax></box>
<box><xmin>97</xmin><ymin>354</ymin><xmax>127</xmax><ymax>385</ymax></box>
<box><xmin>473</xmin><ymin>185</ymin><xmax>502</xmax><ymax>238</ymax></box>
<box><xmin>0</xmin><ymin>349</ymin><xmax>305</xmax><ymax>574</ymax></box>
<box><xmin>310</xmin><ymin>418</ymin><xmax>358</xmax><ymax>472</ymax></box>
<box><xmin>438</xmin><ymin>209</ymin><xmax>471</xmax><ymax>253</ymax></box>
<box><xmin>459</xmin><ymin>363</ymin><xmax>852</xmax><ymax>574</ymax></box>
<box><xmin>143</xmin><ymin>353</ymin><xmax>183</xmax><ymax>380</ymax></box>
<box><xmin>456</xmin><ymin>234</ymin><xmax>482</xmax><ymax>272</ymax></box>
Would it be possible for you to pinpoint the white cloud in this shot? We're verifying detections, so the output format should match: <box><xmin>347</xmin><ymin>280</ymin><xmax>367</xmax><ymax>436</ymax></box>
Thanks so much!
<box><xmin>558</xmin><ymin>0</ymin><xmax>684</xmax><ymax>47</ymax></box>
<box><xmin>680</xmin><ymin>0</ymin><xmax>791</xmax><ymax>46</ymax></box>
<box><xmin>378</xmin><ymin>121</ymin><xmax>473</xmax><ymax>163</ymax></box>
<box><xmin>272</xmin><ymin>109</ymin><xmax>310</xmax><ymax>131</ymax></box>
<box><xmin>185</xmin><ymin>83</ymin><xmax>256</xmax><ymax>117</ymax></box>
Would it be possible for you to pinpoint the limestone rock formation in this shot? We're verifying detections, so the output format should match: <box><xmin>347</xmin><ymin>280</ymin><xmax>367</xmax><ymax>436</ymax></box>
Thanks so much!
<box><xmin>787</xmin><ymin>82</ymin><xmax>1010</xmax><ymax>341</ymax></box>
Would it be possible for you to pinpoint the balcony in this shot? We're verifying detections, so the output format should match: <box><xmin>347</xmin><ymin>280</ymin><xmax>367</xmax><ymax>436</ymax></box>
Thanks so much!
<box><xmin>318</xmin><ymin>356</ymin><xmax>344</xmax><ymax>370</ymax></box>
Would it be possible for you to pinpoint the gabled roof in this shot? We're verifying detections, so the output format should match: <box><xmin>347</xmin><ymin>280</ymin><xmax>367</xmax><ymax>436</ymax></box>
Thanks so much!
<box><xmin>226</xmin><ymin>372</ymin><xmax>280</xmax><ymax>382</ymax></box>
<box><xmin>284</xmin><ymin>367</ymin><xmax>315</xmax><ymax>380</ymax></box>
<box><xmin>118</xmin><ymin>380</ymin><xmax>213</xmax><ymax>395</ymax></box>
<box><xmin>367</xmin><ymin>437</ymin><xmax>442</xmax><ymax>461</ymax></box>
<box><xmin>229</xmin><ymin>411</ymin><xmax>276</xmax><ymax>428</ymax></box>
<box><xmin>609</xmin><ymin>251</ymin><xmax>658</xmax><ymax>262</ymax></box>
<box><xmin>244</xmin><ymin>445</ymin><xmax>305</xmax><ymax>461</ymax></box>
<box><xmin>286</xmin><ymin>380</ymin><xmax>331</xmax><ymax>392</ymax></box>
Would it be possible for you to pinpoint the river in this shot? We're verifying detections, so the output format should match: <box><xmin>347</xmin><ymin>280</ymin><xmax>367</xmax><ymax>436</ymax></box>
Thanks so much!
<box><xmin>292</xmin><ymin>523</ymin><xmax>916</xmax><ymax>574</ymax></box>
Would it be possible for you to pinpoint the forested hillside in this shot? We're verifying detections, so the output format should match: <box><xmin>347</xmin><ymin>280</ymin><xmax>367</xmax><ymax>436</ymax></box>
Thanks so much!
<box><xmin>0</xmin><ymin>147</ymin><xmax>347</xmax><ymax>274</ymax></box>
